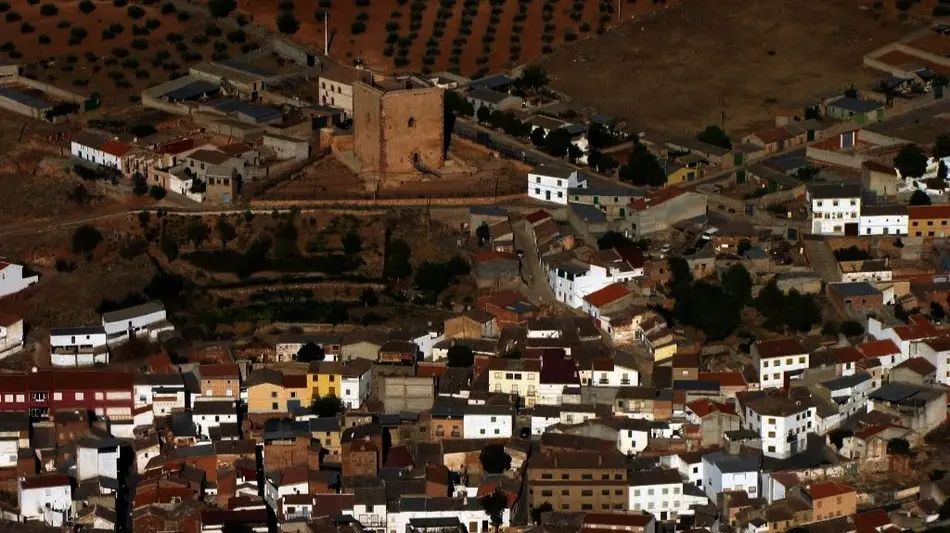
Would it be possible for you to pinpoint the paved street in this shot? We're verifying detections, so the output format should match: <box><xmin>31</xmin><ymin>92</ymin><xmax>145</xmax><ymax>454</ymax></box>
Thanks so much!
<box><xmin>511</xmin><ymin>218</ymin><xmax>559</xmax><ymax>308</ymax></box>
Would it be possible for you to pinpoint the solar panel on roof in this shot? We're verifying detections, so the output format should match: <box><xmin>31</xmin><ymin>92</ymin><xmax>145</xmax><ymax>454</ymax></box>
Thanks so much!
<box><xmin>164</xmin><ymin>80</ymin><xmax>220</xmax><ymax>101</ymax></box>
<box><xmin>0</xmin><ymin>87</ymin><xmax>50</xmax><ymax>110</ymax></box>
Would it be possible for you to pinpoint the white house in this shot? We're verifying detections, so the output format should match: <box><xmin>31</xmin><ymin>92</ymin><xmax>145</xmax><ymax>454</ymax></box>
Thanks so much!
<box><xmin>544</xmin><ymin>252</ymin><xmax>641</xmax><ymax>309</ymax></box>
<box><xmin>839</xmin><ymin>259</ymin><xmax>893</xmax><ymax>283</ymax></box>
<box><xmin>340</xmin><ymin>358</ymin><xmax>373</xmax><ymax>410</ymax></box>
<box><xmin>134</xmin><ymin>374</ymin><xmax>188</xmax><ymax>411</ymax></box>
<box><xmin>742</xmin><ymin>393</ymin><xmax>813</xmax><ymax>459</ymax></box>
<box><xmin>264</xmin><ymin>467</ymin><xmax>309</xmax><ymax>509</ymax></box>
<box><xmin>866</xmin><ymin>316</ymin><xmax>937</xmax><ymax>369</ymax></box>
<box><xmin>530</xmin><ymin>404</ymin><xmax>562</xmax><ymax>436</ymax></box>
<box><xmin>387</xmin><ymin>498</ymin><xmax>509</xmax><ymax>533</ymax></box>
<box><xmin>463</xmin><ymin>405</ymin><xmax>513</xmax><ymax>439</ymax></box>
<box><xmin>701</xmin><ymin>451</ymin><xmax>759</xmax><ymax>501</ymax></box>
<box><xmin>134</xmin><ymin>435</ymin><xmax>161</xmax><ymax>473</ymax></box>
<box><xmin>0</xmin><ymin>314</ymin><xmax>24</xmax><ymax>359</ymax></box>
<box><xmin>613</xmin><ymin>419</ymin><xmax>671</xmax><ymax>455</ymax></box>
<box><xmin>100</xmin><ymin>301</ymin><xmax>170</xmax><ymax>345</ymax></box>
<box><xmin>666</xmin><ymin>451</ymin><xmax>704</xmax><ymax>488</ymax></box>
<box><xmin>71</xmin><ymin>131</ymin><xmax>131</xmax><ymax>171</ymax></box>
<box><xmin>352</xmin><ymin>490</ymin><xmax>387</xmax><ymax>530</ymax></box>
<box><xmin>488</xmin><ymin>358</ymin><xmax>541</xmax><ymax>408</ymax></box>
<box><xmin>49</xmin><ymin>326</ymin><xmax>109</xmax><ymax>367</ymax></box>
<box><xmin>807</xmin><ymin>182</ymin><xmax>863</xmax><ymax>235</ymax></box>
<box><xmin>192</xmin><ymin>400</ymin><xmax>238</xmax><ymax>439</ymax></box>
<box><xmin>0</xmin><ymin>438</ymin><xmax>17</xmax><ymax>470</ymax></box>
<box><xmin>76</xmin><ymin>438</ymin><xmax>119</xmax><ymax>484</ymax></box>
<box><xmin>917</xmin><ymin>335</ymin><xmax>950</xmax><ymax>387</ymax></box>
<box><xmin>752</xmin><ymin>338</ymin><xmax>809</xmax><ymax>390</ymax></box>
<box><xmin>819</xmin><ymin>372</ymin><xmax>875</xmax><ymax>420</ymax></box>
<box><xmin>528</xmin><ymin>165</ymin><xmax>588</xmax><ymax>205</ymax></box>
<box><xmin>18</xmin><ymin>474</ymin><xmax>72</xmax><ymax>526</ymax></box>
<box><xmin>628</xmin><ymin>469</ymin><xmax>688</xmax><ymax>521</ymax></box>
<box><xmin>0</xmin><ymin>261</ymin><xmax>38</xmax><ymax>299</ymax></box>
<box><xmin>589</xmin><ymin>354</ymin><xmax>640</xmax><ymax>388</ymax></box>
<box><xmin>859</xmin><ymin>205</ymin><xmax>907</xmax><ymax>236</ymax></box>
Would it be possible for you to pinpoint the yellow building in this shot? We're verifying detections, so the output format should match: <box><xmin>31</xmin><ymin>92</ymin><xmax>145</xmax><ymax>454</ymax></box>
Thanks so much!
<box><xmin>246</xmin><ymin>369</ymin><xmax>309</xmax><ymax>414</ymax></box>
<box><xmin>308</xmin><ymin>417</ymin><xmax>343</xmax><ymax>460</ymax></box>
<box><xmin>308</xmin><ymin>361</ymin><xmax>345</xmax><ymax>400</ymax></box>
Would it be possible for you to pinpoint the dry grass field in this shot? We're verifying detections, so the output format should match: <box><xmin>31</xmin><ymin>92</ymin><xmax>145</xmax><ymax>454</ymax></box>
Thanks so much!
<box><xmin>540</xmin><ymin>0</ymin><xmax>919</xmax><ymax>137</ymax></box>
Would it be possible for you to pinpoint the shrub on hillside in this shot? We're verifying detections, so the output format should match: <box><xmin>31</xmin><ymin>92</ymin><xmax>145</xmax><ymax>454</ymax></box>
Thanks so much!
<box><xmin>161</xmin><ymin>2</ymin><xmax>176</xmax><ymax>14</ymax></box>
<box><xmin>19</xmin><ymin>22</ymin><xmax>33</xmax><ymax>34</ymax></box>
<box><xmin>5</xmin><ymin>11</ymin><xmax>21</xmax><ymax>22</ymax></box>
<box><xmin>39</xmin><ymin>4</ymin><xmax>57</xmax><ymax>16</ymax></box>
<box><xmin>351</xmin><ymin>21</ymin><xmax>366</xmax><ymax>34</ymax></box>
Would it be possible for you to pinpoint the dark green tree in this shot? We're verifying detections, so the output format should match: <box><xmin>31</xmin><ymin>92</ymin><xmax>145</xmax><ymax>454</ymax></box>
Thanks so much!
<box><xmin>359</xmin><ymin>288</ymin><xmax>379</xmax><ymax>307</ymax></box>
<box><xmin>476</xmin><ymin>222</ymin><xmax>491</xmax><ymax>245</ymax></box>
<box><xmin>383</xmin><ymin>238</ymin><xmax>412</xmax><ymax>279</ymax></box>
<box><xmin>216</xmin><ymin>216</ymin><xmax>236</xmax><ymax>248</ymax></box>
<box><xmin>311</xmin><ymin>395</ymin><xmax>344</xmax><ymax>416</ymax></box>
<box><xmin>840</xmin><ymin>320</ymin><xmax>865</xmax><ymax>337</ymax></box>
<box><xmin>531</xmin><ymin>502</ymin><xmax>553</xmax><ymax>525</ymax></box>
<box><xmin>596</xmin><ymin>231</ymin><xmax>635</xmax><ymax>250</ymax></box>
<box><xmin>132</xmin><ymin>172</ymin><xmax>148</xmax><ymax>195</ymax></box>
<box><xmin>208</xmin><ymin>0</ymin><xmax>237</xmax><ymax>17</ymax></box>
<box><xmin>342</xmin><ymin>231</ymin><xmax>362</xmax><ymax>255</ymax></box>
<box><xmin>186</xmin><ymin>220</ymin><xmax>210</xmax><ymax>248</ymax></box>
<box><xmin>447</xmin><ymin>344</ymin><xmax>474</xmax><ymax>367</ymax></box>
<box><xmin>72</xmin><ymin>225</ymin><xmax>103</xmax><ymax>255</ymax></box>
<box><xmin>530</xmin><ymin>127</ymin><xmax>546</xmax><ymax>147</ymax></box>
<box><xmin>721</xmin><ymin>264</ymin><xmax>752</xmax><ymax>306</ymax></box>
<box><xmin>543</xmin><ymin>128</ymin><xmax>572</xmax><ymax>157</ymax></box>
<box><xmin>296</xmin><ymin>342</ymin><xmax>325</xmax><ymax>362</ymax></box>
<box><xmin>587</xmin><ymin>123</ymin><xmax>619</xmax><ymax>149</ymax></box>
<box><xmin>887</xmin><ymin>437</ymin><xmax>911</xmax><ymax>455</ymax></box>
<box><xmin>619</xmin><ymin>142</ymin><xmax>667</xmax><ymax>187</ymax></box>
<box><xmin>476</xmin><ymin>105</ymin><xmax>491</xmax><ymax>124</ymax></box>
<box><xmin>910</xmin><ymin>189</ymin><xmax>932</xmax><ymax>206</ymax></box>
<box><xmin>696</xmin><ymin>124</ymin><xmax>732</xmax><ymax>150</ymax></box>
<box><xmin>276</xmin><ymin>11</ymin><xmax>300</xmax><ymax>35</ymax></box>
<box><xmin>149</xmin><ymin>185</ymin><xmax>167</xmax><ymax>200</ymax></box>
<box><xmin>161</xmin><ymin>237</ymin><xmax>179</xmax><ymax>261</ymax></box>
<box><xmin>515</xmin><ymin>64</ymin><xmax>548</xmax><ymax>91</ymax></box>
<box><xmin>479</xmin><ymin>443</ymin><xmax>512</xmax><ymax>473</ymax></box>
<box><xmin>894</xmin><ymin>144</ymin><xmax>928</xmax><ymax>178</ymax></box>
<box><xmin>480</xmin><ymin>488</ymin><xmax>508</xmax><ymax>531</ymax></box>
<box><xmin>934</xmin><ymin>134</ymin><xmax>950</xmax><ymax>159</ymax></box>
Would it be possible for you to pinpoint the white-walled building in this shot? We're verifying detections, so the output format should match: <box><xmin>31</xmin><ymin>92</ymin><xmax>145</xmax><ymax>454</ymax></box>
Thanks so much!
<box><xmin>18</xmin><ymin>474</ymin><xmax>72</xmax><ymax>526</ymax></box>
<box><xmin>0</xmin><ymin>313</ymin><xmax>24</xmax><ymax>359</ymax></box>
<box><xmin>701</xmin><ymin>451</ymin><xmax>759</xmax><ymax>501</ymax></box>
<box><xmin>264</xmin><ymin>467</ymin><xmax>309</xmax><ymax>509</ymax></box>
<box><xmin>71</xmin><ymin>131</ymin><xmax>131</xmax><ymax>171</ymax></box>
<box><xmin>192</xmin><ymin>401</ymin><xmax>238</xmax><ymax>439</ymax></box>
<box><xmin>387</xmin><ymin>498</ymin><xmax>509</xmax><ymax>533</ymax></box>
<box><xmin>589</xmin><ymin>353</ymin><xmax>640</xmax><ymax>387</ymax></box>
<box><xmin>530</xmin><ymin>405</ymin><xmax>562</xmax><ymax>436</ymax></box>
<box><xmin>77</xmin><ymin>438</ymin><xmax>119</xmax><ymax>484</ymax></box>
<box><xmin>340</xmin><ymin>358</ymin><xmax>373</xmax><ymax>410</ymax></box>
<box><xmin>819</xmin><ymin>372</ymin><xmax>875</xmax><ymax>420</ymax></box>
<box><xmin>543</xmin><ymin>251</ymin><xmax>641</xmax><ymax>309</ymax></box>
<box><xmin>49</xmin><ymin>326</ymin><xmax>109</xmax><ymax>367</ymax></box>
<box><xmin>0</xmin><ymin>261</ymin><xmax>38</xmax><ymax>299</ymax></box>
<box><xmin>528</xmin><ymin>165</ymin><xmax>588</xmax><ymax>205</ymax></box>
<box><xmin>101</xmin><ymin>301</ymin><xmax>170</xmax><ymax>345</ymax></box>
<box><xmin>628</xmin><ymin>469</ymin><xmax>687</xmax><ymax>520</ymax></box>
<box><xmin>808</xmin><ymin>182</ymin><xmax>863</xmax><ymax>235</ymax></box>
<box><xmin>462</xmin><ymin>405</ymin><xmax>513</xmax><ymax>439</ymax></box>
<box><xmin>839</xmin><ymin>259</ymin><xmax>893</xmax><ymax>283</ymax></box>
<box><xmin>859</xmin><ymin>205</ymin><xmax>908</xmax><ymax>236</ymax></box>
<box><xmin>318</xmin><ymin>63</ymin><xmax>372</xmax><ymax>118</ymax></box>
<box><xmin>488</xmin><ymin>358</ymin><xmax>541</xmax><ymax>407</ymax></box>
<box><xmin>742</xmin><ymin>393</ymin><xmax>813</xmax><ymax>459</ymax></box>
<box><xmin>752</xmin><ymin>338</ymin><xmax>809</xmax><ymax>389</ymax></box>
<box><xmin>918</xmin><ymin>335</ymin><xmax>950</xmax><ymax>387</ymax></box>
<box><xmin>866</xmin><ymin>316</ymin><xmax>937</xmax><ymax>369</ymax></box>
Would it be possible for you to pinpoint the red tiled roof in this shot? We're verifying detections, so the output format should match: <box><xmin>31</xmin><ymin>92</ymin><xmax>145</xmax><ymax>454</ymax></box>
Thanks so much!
<box><xmin>629</xmin><ymin>187</ymin><xmax>687</xmax><ymax>212</ymax></box>
<box><xmin>583</xmin><ymin>283</ymin><xmax>631</xmax><ymax>308</ymax></box>
<box><xmin>855</xmin><ymin>423</ymin><xmax>906</xmax><ymax>440</ymax></box>
<box><xmin>698</xmin><ymin>372</ymin><xmax>747</xmax><ymax>388</ymax></box>
<box><xmin>863</xmin><ymin>160</ymin><xmax>894</xmax><ymax>173</ymax></box>
<box><xmin>615</xmin><ymin>248</ymin><xmax>645</xmax><ymax>269</ymax></box>
<box><xmin>158</xmin><ymin>138</ymin><xmax>196</xmax><ymax>154</ymax></box>
<box><xmin>20</xmin><ymin>474</ymin><xmax>71</xmax><ymax>489</ymax></box>
<box><xmin>100</xmin><ymin>139</ymin><xmax>132</xmax><ymax>158</ymax></box>
<box><xmin>539</xmin><ymin>350</ymin><xmax>580</xmax><ymax>385</ymax></box>
<box><xmin>283</xmin><ymin>374</ymin><xmax>308</xmax><ymax>388</ymax></box>
<box><xmin>832</xmin><ymin>346</ymin><xmax>865</xmax><ymax>365</ymax></box>
<box><xmin>855</xmin><ymin>509</ymin><xmax>892</xmax><ymax>533</ymax></box>
<box><xmin>0</xmin><ymin>313</ymin><xmax>21</xmax><ymax>327</ymax></box>
<box><xmin>858</xmin><ymin>339</ymin><xmax>901</xmax><ymax>358</ymax></box>
<box><xmin>473</xmin><ymin>251</ymin><xmax>518</xmax><ymax>263</ymax></box>
<box><xmin>416</xmin><ymin>362</ymin><xmax>447</xmax><ymax>378</ymax></box>
<box><xmin>199</xmin><ymin>363</ymin><xmax>240</xmax><ymax>379</ymax></box>
<box><xmin>894</xmin><ymin>357</ymin><xmax>936</xmax><ymax>376</ymax></box>
<box><xmin>0</xmin><ymin>369</ymin><xmax>133</xmax><ymax>393</ymax></box>
<box><xmin>524</xmin><ymin>209</ymin><xmax>552</xmax><ymax>224</ymax></box>
<box><xmin>686</xmin><ymin>399</ymin><xmax>735</xmax><ymax>418</ymax></box>
<box><xmin>908</xmin><ymin>204</ymin><xmax>950</xmax><ymax>221</ymax></box>
<box><xmin>755</xmin><ymin>338</ymin><xmax>806</xmax><ymax>359</ymax></box>
<box><xmin>807</xmin><ymin>482</ymin><xmax>855</xmax><ymax>500</ymax></box>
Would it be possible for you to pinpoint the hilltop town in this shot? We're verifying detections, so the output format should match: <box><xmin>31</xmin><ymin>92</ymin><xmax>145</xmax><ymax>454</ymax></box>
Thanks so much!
<box><xmin>5</xmin><ymin>1</ymin><xmax>950</xmax><ymax>533</ymax></box>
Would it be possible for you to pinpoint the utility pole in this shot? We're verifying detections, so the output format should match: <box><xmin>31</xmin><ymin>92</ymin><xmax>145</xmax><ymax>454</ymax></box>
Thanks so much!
<box><xmin>324</xmin><ymin>12</ymin><xmax>329</xmax><ymax>56</ymax></box>
<box><xmin>720</xmin><ymin>93</ymin><xmax>726</xmax><ymax>132</ymax></box>
<box><xmin>617</xmin><ymin>0</ymin><xmax>621</xmax><ymax>23</ymax></box>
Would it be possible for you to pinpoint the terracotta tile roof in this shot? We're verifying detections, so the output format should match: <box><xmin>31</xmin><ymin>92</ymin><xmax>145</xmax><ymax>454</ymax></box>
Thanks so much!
<box><xmin>416</xmin><ymin>362</ymin><xmax>447</xmax><ymax>378</ymax></box>
<box><xmin>698</xmin><ymin>372</ymin><xmax>747</xmax><ymax>388</ymax></box>
<box><xmin>686</xmin><ymin>399</ymin><xmax>735</xmax><ymax>418</ymax></box>
<box><xmin>0</xmin><ymin>312</ymin><xmax>21</xmax><ymax>327</ymax></box>
<box><xmin>855</xmin><ymin>423</ymin><xmax>906</xmax><ymax>440</ymax></box>
<box><xmin>855</xmin><ymin>509</ymin><xmax>892</xmax><ymax>533</ymax></box>
<box><xmin>473</xmin><ymin>251</ymin><xmax>518</xmax><ymax>263</ymax></box>
<box><xmin>857</xmin><ymin>339</ymin><xmax>901</xmax><ymax>358</ymax></box>
<box><xmin>20</xmin><ymin>474</ymin><xmax>71</xmax><ymax>489</ymax></box>
<box><xmin>807</xmin><ymin>482</ymin><xmax>855</xmax><ymax>500</ymax></box>
<box><xmin>908</xmin><ymin>204</ymin><xmax>950</xmax><ymax>220</ymax></box>
<box><xmin>755</xmin><ymin>338</ymin><xmax>807</xmax><ymax>359</ymax></box>
<box><xmin>832</xmin><ymin>346</ymin><xmax>865</xmax><ymax>365</ymax></box>
<box><xmin>100</xmin><ymin>139</ymin><xmax>133</xmax><ymax>157</ymax></box>
<box><xmin>524</xmin><ymin>209</ymin><xmax>552</xmax><ymax>224</ymax></box>
<box><xmin>629</xmin><ymin>187</ymin><xmax>687</xmax><ymax>212</ymax></box>
<box><xmin>582</xmin><ymin>283</ymin><xmax>631</xmax><ymax>308</ymax></box>
<box><xmin>199</xmin><ymin>363</ymin><xmax>240</xmax><ymax>379</ymax></box>
<box><xmin>894</xmin><ymin>357</ymin><xmax>936</xmax><ymax>376</ymax></box>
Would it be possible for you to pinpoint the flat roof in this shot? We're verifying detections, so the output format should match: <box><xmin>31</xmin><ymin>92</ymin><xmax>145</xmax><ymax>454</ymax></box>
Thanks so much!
<box><xmin>164</xmin><ymin>80</ymin><xmax>220</xmax><ymax>101</ymax></box>
<box><xmin>0</xmin><ymin>87</ymin><xmax>51</xmax><ymax>110</ymax></box>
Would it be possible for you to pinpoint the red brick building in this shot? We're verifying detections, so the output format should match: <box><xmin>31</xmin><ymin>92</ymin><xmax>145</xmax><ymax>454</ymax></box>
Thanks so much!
<box><xmin>477</xmin><ymin>290</ymin><xmax>539</xmax><ymax>327</ymax></box>
<box><xmin>0</xmin><ymin>369</ymin><xmax>133</xmax><ymax>420</ymax></box>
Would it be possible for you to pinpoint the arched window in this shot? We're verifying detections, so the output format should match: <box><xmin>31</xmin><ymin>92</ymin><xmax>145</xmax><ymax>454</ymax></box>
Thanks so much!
<box><xmin>408</xmin><ymin>117</ymin><xmax>416</xmax><ymax>128</ymax></box>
